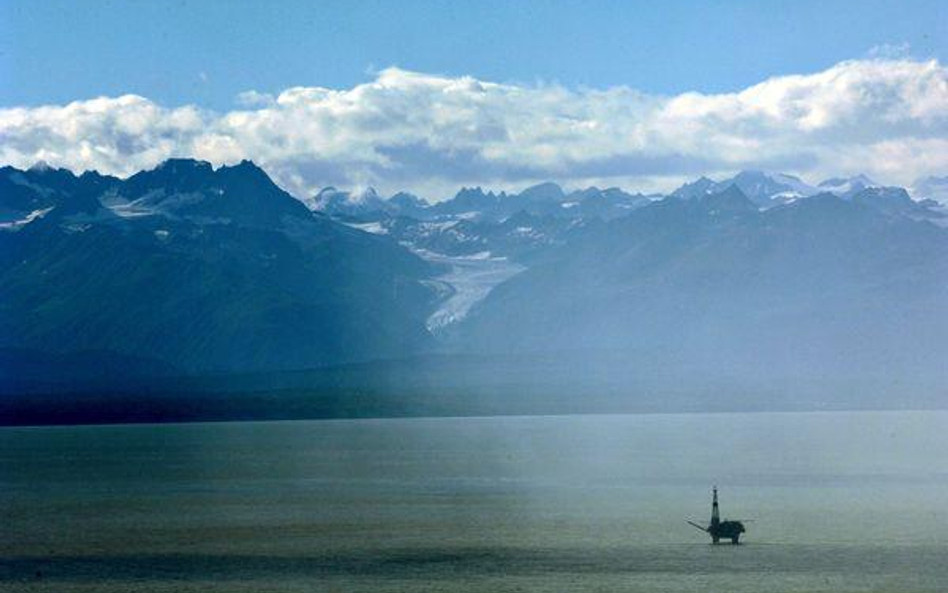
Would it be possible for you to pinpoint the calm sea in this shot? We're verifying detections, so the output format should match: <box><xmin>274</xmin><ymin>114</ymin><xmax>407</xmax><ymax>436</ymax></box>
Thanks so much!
<box><xmin>2</xmin><ymin>411</ymin><xmax>948</xmax><ymax>592</ymax></box>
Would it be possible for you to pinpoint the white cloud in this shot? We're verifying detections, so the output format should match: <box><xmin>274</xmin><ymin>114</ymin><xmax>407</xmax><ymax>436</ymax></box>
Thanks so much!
<box><xmin>2</xmin><ymin>57</ymin><xmax>947</xmax><ymax>199</ymax></box>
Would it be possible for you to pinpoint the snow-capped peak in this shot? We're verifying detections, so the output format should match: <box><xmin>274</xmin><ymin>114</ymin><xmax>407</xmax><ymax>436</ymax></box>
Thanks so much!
<box><xmin>817</xmin><ymin>174</ymin><xmax>877</xmax><ymax>196</ymax></box>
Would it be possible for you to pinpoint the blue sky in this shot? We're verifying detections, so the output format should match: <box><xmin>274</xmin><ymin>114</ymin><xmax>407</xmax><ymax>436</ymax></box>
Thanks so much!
<box><xmin>2</xmin><ymin>0</ymin><xmax>946</xmax><ymax>109</ymax></box>
<box><xmin>2</xmin><ymin>1</ymin><xmax>948</xmax><ymax>198</ymax></box>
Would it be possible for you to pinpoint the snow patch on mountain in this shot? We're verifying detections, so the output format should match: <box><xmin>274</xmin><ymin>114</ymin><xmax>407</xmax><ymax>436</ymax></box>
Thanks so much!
<box><xmin>818</xmin><ymin>174</ymin><xmax>877</xmax><ymax>196</ymax></box>
<box><xmin>348</xmin><ymin>221</ymin><xmax>387</xmax><ymax>235</ymax></box>
<box><xmin>0</xmin><ymin>207</ymin><xmax>54</xmax><ymax>230</ymax></box>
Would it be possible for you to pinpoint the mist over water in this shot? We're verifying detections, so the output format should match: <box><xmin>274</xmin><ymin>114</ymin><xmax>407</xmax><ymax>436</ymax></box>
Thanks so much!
<box><xmin>2</xmin><ymin>411</ymin><xmax>947</xmax><ymax>592</ymax></box>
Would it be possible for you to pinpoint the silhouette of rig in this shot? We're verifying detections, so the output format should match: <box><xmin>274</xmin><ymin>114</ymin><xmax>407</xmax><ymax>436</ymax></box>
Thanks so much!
<box><xmin>688</xmin><ymin>487</ymin><xmax>746</xmax><ymax>544</ymax></box>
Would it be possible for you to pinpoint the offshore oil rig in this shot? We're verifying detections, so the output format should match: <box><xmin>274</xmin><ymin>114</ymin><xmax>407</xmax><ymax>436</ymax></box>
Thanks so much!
<box><xmin>687</xmin><ymin>487</ymin><xmax>746</xmax><ymax>544</ymax></box>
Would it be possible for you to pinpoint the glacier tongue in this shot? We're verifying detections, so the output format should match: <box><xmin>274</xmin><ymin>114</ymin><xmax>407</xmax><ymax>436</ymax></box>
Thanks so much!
<box><xmin>414</xmin><ymin>249</ymin><xmax>525</xmax><ymax>333</ymax></box>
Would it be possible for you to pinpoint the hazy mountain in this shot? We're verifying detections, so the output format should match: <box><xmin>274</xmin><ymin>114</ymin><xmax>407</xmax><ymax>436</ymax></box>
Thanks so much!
<box><xmin>727</xmin><ymin>170</ymin><xmax>818</xmax><ymax>206</ymax></box>
<box><xmin>310</xmin><ymin>186</ymin><xmax>392</xmax><ymax>219</ymax></box>
<box><xmin>458</xmin><ymin>186</ymin><xmax>948</xmax><ymax>398</ymax></box>
<box><xmin>516</xmin><ymin>181</ymin><xmax>565</xmax><ymax>202</ymax></box>
<box><xmin>311</xmin><ymin>181</ymin><xmax>649</xmax><ymax>268</ymax></box>
<box><xmin>359</xmin><ymin>210</ymin><xmax>582</xmax><ymax>262</ymax></box>
<box><xmin>563</xmin><ymin>186</ymin><xmax>654</xmax><ymax>220</ymax></box>
<box><xmin>309</xmin><ymin>181</ymin><xmax>651</xmax><ymax>224</ymax></box>
<box><xmin>672</xmin><ymin>170</ymin><xmax>819</xmax><ymax>207</ymax></box>
<box><xmin>0</xmin><ymin>160</ymin><xmax>439</xmax><ymax>380</ymax></box>
<box><xmin>387</xmin><ymin>191</ymin><xmax>431</xmax><ymax>219</ymax></box>
<box><xmin>426</xmin><ymin>182</ymin><xmax>649</xmax><ymax>221</ymax></box>
<box><xmin>669</xmin><ymin>176</ymin><xmax>717</xmax><ymax>200</ymax></box>
<box><xmin>428</xmin><ymin>186</ymin><xmax>507</xmax><ymax>218</ymax></box>
<box><xmin>912</xmin><ymin>175</ymin><xmax>948</xmax><ymax>205</ymax></box>
<box><xmin>669</xmin><ymin>170</ymin><xmax>947</xmax><ymax>214</ymax></box>
<box><xmin>818</xmin><ymin>174</ymin><xmax>877</xmax><ymax>197</ymax></box>
<box><xmin>849</xmin><ymin>186</ymin><xmax>945</xmax><ymax>221</ymax></box>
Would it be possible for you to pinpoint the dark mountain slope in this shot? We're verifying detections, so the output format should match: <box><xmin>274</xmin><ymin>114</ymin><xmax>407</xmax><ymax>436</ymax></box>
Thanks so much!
<box><xmin>0</xmin><ymin>161</ymin><xmax>439</xmax><ymax>378</ymax></box>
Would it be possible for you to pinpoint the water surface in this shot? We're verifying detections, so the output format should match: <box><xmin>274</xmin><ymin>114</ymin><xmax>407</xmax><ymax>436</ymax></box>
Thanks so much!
<box><xmin>2</xmin><ymin>411</ymin><xmax>947</xmax><ymax>592</ymax></box>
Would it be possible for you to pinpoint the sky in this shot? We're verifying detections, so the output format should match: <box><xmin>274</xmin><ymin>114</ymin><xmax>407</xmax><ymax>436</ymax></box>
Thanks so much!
<box><xmin>2</xmin><ymin>0</ymin><xmax>948</xmax><ymax>199</ymax></box>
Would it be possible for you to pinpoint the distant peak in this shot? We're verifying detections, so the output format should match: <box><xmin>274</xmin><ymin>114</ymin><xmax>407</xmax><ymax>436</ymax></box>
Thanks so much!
<box><xmin>734</xmin><ymin>169</ymin><xmax>768</xmax><ymax>179</ymax></box>
<box><xmin>818</xmin><ymin>174</ymin><xmax>876</xmax><ymax>188</ymax></box>
<box><xmin>710</xmin><ymin>183</ymin><xmax>746</xmax><ymax>198</ymax></box>
<box><xmin>390</xmin><ymin>191</ymin><xmax>423</xmax><ymax>201</ymax></box>
<box><xmin>455</xmin><ymin>186</ymin><xmax>487</xmax><ymax>197</ymax></box>
<box><xmin>519</xmin><ymin>181</ymin><xmax>565</xmax><ymax>200</ymax></box>
<box><xmin>155</xmin><ymin>157</ymin><xmax>213</xmax><ymax>171</ymax></box>
<box><xmin>217</xmin><ymin>160</ymin><xmax>274</xmax><ymax>187</ymax></box>
<box><xmin>219</xmin><ymin>159</ymin><xmax>268</xmax><ymax>176</ymax></box>
<box><xmin>793</xmin><ymin>191</ymin><xmax>848</xmax><ymax>207</ymax></box>
<box><xmin>231</xmin><ymin>159</ymin><xmax>263</xmax><ymax>171</ymax></box>
<box><xmin>915</xmin><ymin>175</ymin><xmax>948</xmax><ymax>184</ymax></box>
<box><xmin>670</xmin><ymin>175</ymin><xmax>717</xmax><ymax>199</ymax></box>
<box><xmin>696</xmin><ymin>184</ymin><xmax>755</xmax><ymax>212</ymax></box>
<box><xmin>525</xmin><ymin>181</ymin><xmax>562</xmax><ymax>190</ymax></box>
<box><xmin>851</xmin><ymin>186</ymin><xmax>913</xmax><ymax>202</ymax></box>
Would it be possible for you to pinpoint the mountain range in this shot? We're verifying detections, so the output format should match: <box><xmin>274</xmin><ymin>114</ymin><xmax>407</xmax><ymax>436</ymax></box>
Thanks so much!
<box><xmin>3</xmin><ymin>162</ymin><xmax>948</xmax><ymax>419</ymax></box>
<box><xmin>460</xmin><ymin>186</ymin><xmax>948</xmax><ymax>389</ymax></box>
